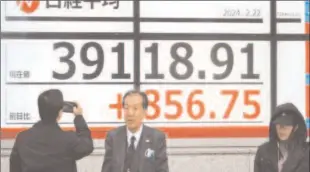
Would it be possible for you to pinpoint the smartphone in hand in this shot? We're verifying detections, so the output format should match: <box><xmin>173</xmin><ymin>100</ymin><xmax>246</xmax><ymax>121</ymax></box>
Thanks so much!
<box><xmin>63</xmin><ymin>101</ymin><xmax>77</xmax><ymax>113</ymax></box>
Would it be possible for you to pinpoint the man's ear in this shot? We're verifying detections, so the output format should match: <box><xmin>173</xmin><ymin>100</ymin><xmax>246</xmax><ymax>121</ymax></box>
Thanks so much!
<box><xmin>142</xmin><ymin>109</ymin><xmax>147</xmax><ymax>117</ymax></box>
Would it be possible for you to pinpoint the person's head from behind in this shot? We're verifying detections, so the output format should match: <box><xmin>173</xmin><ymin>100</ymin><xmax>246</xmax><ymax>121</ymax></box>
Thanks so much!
<box><xmin>273</xmin><ymin>113</ymin><xmax>298</xmax><ymax>141</ymax></box>
<box><xmin>122</xmin><ymin>89</ymin><xmax>148</xmax><ymax>133</ymax></box>
<box><xmin>38</xmin><ymin>89</ymin><xmax>64</xmax><ymax>124</ymax></box>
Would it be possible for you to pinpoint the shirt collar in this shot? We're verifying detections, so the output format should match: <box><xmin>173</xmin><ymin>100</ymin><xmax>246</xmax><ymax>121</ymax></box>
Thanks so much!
<box><xmin>127</xmin><ymin>124</ymin><xmax>143</xmax><ymax>147</ymax></box>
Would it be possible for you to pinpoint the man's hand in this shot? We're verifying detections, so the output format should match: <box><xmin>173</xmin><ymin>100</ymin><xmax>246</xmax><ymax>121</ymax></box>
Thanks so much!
<box><xmin>73</xmin><ymin>102</ymin><xmax>83</xmax><ymax>116</ymax></box>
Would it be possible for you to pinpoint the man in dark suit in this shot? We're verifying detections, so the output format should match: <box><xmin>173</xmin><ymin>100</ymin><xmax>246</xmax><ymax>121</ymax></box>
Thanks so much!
<box><xmin>10</xmin><ymin>89</ymin><xmax>94</xmax><ymax>172</ymax></box>
<box><xmin>101</xmin><ymin>89</ymin><xmax>169</xmax><ymax>172</ymax></box>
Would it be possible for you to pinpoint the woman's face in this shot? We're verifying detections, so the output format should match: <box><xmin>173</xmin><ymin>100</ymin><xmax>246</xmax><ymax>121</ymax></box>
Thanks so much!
<box><xmin>276</xmin><ymin>124</ymin><xmax>294</xmax><ymax>141</ymax></box>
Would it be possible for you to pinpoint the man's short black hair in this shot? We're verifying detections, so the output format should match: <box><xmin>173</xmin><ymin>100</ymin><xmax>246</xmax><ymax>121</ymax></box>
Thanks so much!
<box><xmin>38</xmin><ymin>89</ymin><xmax>64</xmax><ymax>123</ymax></box>
<box><xmin>122</xmin><ymin>89</ymin><xmax>148</xmax><ymax>109</ymax></box>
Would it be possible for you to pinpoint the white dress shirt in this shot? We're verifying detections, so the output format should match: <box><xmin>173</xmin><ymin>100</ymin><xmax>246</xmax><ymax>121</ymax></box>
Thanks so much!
<box><xmin>127</xmin><ymin>125</ymin><xmax>143</xmax><ymax>149</ymax></box>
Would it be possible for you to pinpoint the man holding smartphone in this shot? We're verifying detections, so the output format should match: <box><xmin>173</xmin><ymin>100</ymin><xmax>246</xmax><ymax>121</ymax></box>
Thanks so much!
<box><xmin>10</xmin><ymin>89</ymin><xmax>94</xmax><ymax>172</ymax></box>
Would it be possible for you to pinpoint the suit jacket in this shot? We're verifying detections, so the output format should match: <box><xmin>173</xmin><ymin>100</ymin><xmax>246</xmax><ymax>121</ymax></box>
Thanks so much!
<box><xmin>10</xmin><ymin>116</ymin><xmax>94</xmax><ymax>172</ymax></box>
<box><xmin>101</xmin><ymin>125</ymin><xmax>169</xmax><ymax>172</ymax></box>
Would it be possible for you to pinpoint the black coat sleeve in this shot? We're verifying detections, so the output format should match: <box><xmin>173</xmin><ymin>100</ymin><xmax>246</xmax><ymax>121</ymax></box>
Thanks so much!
<box><xmin>155</xmin><ymin>132</ymin><xmax>169</xmax><ymax>172</ymax></box>
<box><xmin>67</xmin><ymin>115</ymin><xmax>94</xmax><ymax>160</ymax></box>
<box><xmin>101</xmin><ymin>131</ymin><xmax>113</xmax><ymax>172</ymax></box>
<box><xmin>295</xmin><ymin>143</ymin><xmax>309</xmax><ymax>172</ymax></box>
<box><xmin>10</xmin><ymin>135</ymin><xmax>22</xmax><ymax>172</ymax></box>
<box><xmin>254</xmin><ymin>146</ymin><xmax>262</xmax><ymax>172</ymax></box>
